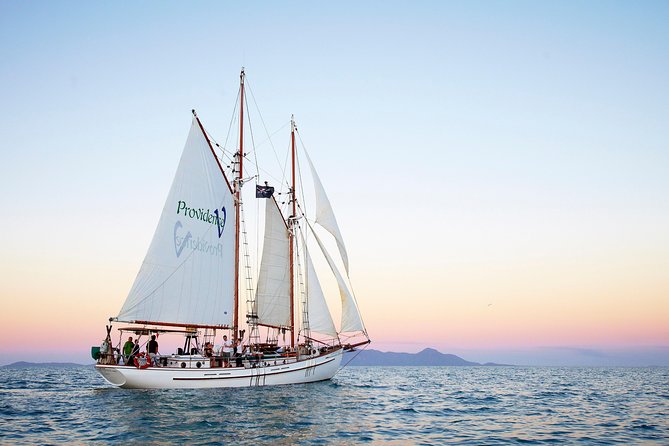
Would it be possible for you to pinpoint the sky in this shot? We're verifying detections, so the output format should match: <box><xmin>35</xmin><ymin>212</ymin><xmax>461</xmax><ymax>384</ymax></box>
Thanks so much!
<box><xmin>1</xmin><ymin>1</ymin><xmax>668</xmax><ymax>366</ymax></box>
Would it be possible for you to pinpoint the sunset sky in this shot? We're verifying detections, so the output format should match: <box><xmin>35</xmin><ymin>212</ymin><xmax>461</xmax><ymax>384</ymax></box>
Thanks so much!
<box><xmin>1</xmin><ymin>1</ymin><xmax>667</xmax><ymax>366</ymax></box>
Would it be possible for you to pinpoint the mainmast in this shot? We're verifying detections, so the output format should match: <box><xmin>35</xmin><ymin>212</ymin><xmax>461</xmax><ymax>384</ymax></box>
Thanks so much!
<box><xmin>289</xmin><ymin>115</ymin><xmax>296</xmax><ymax>349</ymax></box>
<box><xmin>234</xmin><ymin>68</ymin><xmax>245</xmax><ymax>339</ymax></box>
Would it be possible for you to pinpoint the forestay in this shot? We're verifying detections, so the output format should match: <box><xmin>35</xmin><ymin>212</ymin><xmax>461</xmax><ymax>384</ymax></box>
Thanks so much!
<box><xmin>117</xmin><ymin>118</ymin><xmax>236</xmax><ymax>326</ymax></box>
<box><xmin>255</xmin><ymin>199</ymin><xmax>291</xmax><ymax>327</ymax></box>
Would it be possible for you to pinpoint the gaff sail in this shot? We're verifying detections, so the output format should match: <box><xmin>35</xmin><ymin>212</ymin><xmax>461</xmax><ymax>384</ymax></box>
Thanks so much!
<box><xmin>255</xmin><ymin>198</ymin><xmax>291</xmax><ymax>327</ymax></box>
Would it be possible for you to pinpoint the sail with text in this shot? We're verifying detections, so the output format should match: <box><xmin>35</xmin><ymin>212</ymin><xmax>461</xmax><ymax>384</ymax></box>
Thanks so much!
<box><xmin>116</xmin><ymin>118</ymin><xmax>236</xmax><ymax>327</ymax></box>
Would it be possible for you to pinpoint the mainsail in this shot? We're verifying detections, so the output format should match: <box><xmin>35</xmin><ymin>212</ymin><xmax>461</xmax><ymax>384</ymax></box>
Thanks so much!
<box><xmin>303</xmin><ymin>148</ymin><xmax>350</xmax><ymax>274</ymax></box>
<box><xmin>255</xmin><ymin>199</ymin><xmax>291</xmax><ymax>327</ymax></box>
<box><xmin>117</xmin><ymin>117</ymin><xmax>236</xmax><ymax>326</ymax></box>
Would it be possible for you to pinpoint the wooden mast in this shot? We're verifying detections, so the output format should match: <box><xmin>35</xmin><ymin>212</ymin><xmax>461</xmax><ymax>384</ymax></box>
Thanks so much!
<box><xmin>234</xmin><ymin>68</ymin><xmax>245</xmax><ymax>339</ymax></box>
<box><xmin>289</xmin><ymin>115</ymin><xmax>296</xmax><ymax>349</ymax></box>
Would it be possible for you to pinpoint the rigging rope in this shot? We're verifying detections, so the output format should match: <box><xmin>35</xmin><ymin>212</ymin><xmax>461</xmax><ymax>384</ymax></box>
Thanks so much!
<box><xmin>241</xmin><ymin>85</ymin><xmax>261</xmax><ymax>281</ymax></box>
<box><xmin>246</xmin><ymin>78</ymin><xmax>289</xmax><ymax>183</ymax></box>
<box><xmin>222</xmin><ymin>88</ymin><xmax>241</xmax><ymax>153</ymax></box>
<box><xmin>334</xmin><ymin>342</ymin><xmax>370</xmax><ymax>376</ymax></box>
<box><xmin>294</xmin><ymin>126</ymin><xmax>309</xmax><ymax>223</ymax></box>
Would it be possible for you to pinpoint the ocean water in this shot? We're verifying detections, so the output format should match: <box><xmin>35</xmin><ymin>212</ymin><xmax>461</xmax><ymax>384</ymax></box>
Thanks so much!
<box><xmin>0</xmin><ymin>366</ymin><xmax>667</xmax><ymax>445</ymax></box>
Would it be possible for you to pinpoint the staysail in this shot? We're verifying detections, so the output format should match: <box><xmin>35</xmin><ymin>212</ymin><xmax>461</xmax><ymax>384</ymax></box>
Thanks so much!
<box><xmin>117</xmin><ymin>117</ymin><xmax>236</xmax><ymax>326</ymax></box>
<box><xmin>303</xmin><ymin>148</ymin><xmax>350</xmax><ymax>274</ymax></box>
<box><xmin>308</xmin><ymin>223</ymin><xmax>366</xmax><ymax>334</ymax></box>
<box><xmin>255</xmin><ymin>198</ymin><xmax>291</xmax><ymax>327</ymax></box>
<box><xmin>304</xmin><ymin>244</ymin><xmax>338</xmax><ymax>338</ymax></box>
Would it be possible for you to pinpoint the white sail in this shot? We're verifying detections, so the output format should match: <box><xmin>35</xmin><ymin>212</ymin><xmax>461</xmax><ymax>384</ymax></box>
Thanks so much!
<box><xmin>303</xmin><ymin>148</ymin><xmax>350</xmax><ymax>274</ymax></box>
<box><xmin>308</xmin><ymin>223</ymin><xmax>365</xmax><ymax>333</ymax></box>
<box><xmin>304</xmin><ymin>246</ymin><xmax>338</xmax><ymax>337</ymax></box>
<box><xmin>255</xmin><ymin>198</ymin><xmax>291</xmax><ymax>327</ymax></box>
<box><xmin>117</xmin><ymin>117</ymin><xmax>236</xmax><ymax>326</ymax></box>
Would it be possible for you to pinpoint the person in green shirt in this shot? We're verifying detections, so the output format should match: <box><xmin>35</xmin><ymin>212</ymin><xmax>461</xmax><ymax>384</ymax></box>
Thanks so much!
<box><xmin>123</xmin><ymin>336</ymin><xmax>134</xmax><ymax>366</ymax></box>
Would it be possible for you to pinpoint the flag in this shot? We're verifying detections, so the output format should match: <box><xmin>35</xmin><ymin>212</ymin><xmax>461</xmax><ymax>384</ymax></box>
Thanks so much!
<box><xmin>256</xmin><ymin>184</ymin><xmax>274</xmax><ymax>198</ymax></box>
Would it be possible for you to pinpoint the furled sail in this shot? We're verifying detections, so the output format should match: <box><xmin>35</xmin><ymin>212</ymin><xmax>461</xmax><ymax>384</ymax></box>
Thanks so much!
<box><xmin>303</xmin><ymin>149</ymin><xmax>350</xmax><ymax>274</ymax></box>
<box><xmin>255</xmin><ymin>198</ymin><xmax>291</xmax><ymax>327</ymax></box>
<box><xmin>308</xmin><ymin>223</ymin><xmax>366</xmax><ymax>333</ymax></box>
<box><xmin>304</xmin><ymin>245</ymin><xmax>338</xmax><ymax>337</ymax></box>
<box><xmin>117</xmin><ymin>117</ymin><xmax>236</xmax><ymax>326</ymax></box>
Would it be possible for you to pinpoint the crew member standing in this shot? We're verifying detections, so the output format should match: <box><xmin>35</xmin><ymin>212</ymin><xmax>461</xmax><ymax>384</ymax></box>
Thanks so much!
<box><xmin>234</xmin><ymin>338</ymin><xmax>244</xmax><ymax>367</ymax></box>
<box><xmin>147</xmin><ymin>335</ymin><xmax>159</xmax><ymax>366</ymax></box>
<box><xmin>222</xmin><ymin>335</ymin><xmax>233</xmax><ymax>367</ymax></box>
<box><xmin>123</xmin><ymin>336</ymin><xmax>134</xmax><ymax>366</ymax></box>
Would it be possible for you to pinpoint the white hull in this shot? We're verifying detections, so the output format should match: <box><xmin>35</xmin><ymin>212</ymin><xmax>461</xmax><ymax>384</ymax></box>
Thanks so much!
<box><xmin>95</xmin><ymin>349</ymin><xmax>343</xmax><ymax>389</ymax></box>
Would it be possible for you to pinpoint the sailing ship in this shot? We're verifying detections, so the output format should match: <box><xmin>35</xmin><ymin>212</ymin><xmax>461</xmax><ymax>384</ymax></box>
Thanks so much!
<box><xmin>93</xmin><ymin>69</ymin><xmax>370</xmax><ymax>389</ymax></box>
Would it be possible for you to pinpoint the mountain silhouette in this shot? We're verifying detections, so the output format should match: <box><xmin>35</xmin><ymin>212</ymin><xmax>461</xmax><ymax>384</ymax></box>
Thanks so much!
<box><xmin>343</xmin><ymin>348</ymin><xmax>508</xmax><ymax>366</ymax></box>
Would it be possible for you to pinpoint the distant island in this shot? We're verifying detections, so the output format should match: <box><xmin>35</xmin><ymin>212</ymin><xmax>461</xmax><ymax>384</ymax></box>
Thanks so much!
<box><xmin>343</xmin><ymin>348</ymin><xmax>510</xmax><ymax>366</ymax></box>
<box><xmin>1</xmin><ymin>348</ymin><xmax>509</xmax><ymax>368</ymax></box>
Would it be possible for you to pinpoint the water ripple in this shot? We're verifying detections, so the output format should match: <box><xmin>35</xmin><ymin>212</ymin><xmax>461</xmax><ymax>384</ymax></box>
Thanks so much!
<box><xmin>0</xmin><ymin>366</ymin><xmax>667</xmax><ymax>444</ymax></box>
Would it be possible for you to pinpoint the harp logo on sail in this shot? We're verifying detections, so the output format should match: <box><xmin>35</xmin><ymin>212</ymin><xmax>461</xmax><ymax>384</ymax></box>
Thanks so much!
<box><xmin>173</xmin><ymin>221</ymin><xmax>224</xmax><ymax>258</ymax></box>
<box><xmin>176</xmin><ymin>200</ymin><xmax>226</xmax><ymax>238</ymax></box>
<box><xmin>173</xmin><ymin>221</ymin><xmax>192</xmax><ymax>257</ymax></box>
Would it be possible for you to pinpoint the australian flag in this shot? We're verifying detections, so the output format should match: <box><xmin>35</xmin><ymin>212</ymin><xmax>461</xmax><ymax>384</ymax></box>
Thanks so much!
<box><xmin>256</xmin><ymin>184</ymin><xmax>274</xmax><ymax>198</ymax></box>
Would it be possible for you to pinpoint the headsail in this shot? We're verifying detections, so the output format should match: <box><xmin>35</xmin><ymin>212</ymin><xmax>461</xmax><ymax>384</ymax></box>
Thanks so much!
<box><xmin>308</xmin><ymin>223</ymin><xmax>366</xmax><ymax>334</ymax></box>
<box><xmin>255</xmin><ymin>198</ymin><xmax>291</xmax><ymax>327</ymax></box>
<box><xmin>117</xmin><ymin>117</ymin><xmax>236</xmax><ymax>327</ymax></box>
<box><xmin>304</xmin><ymin>243</ymin><xmax>338</xmax><ymax>338</ymax></box>
<box><xmin>303</xmin><ymin>148</ymin><xmax>350</xmax><ymax>274</ymax></box>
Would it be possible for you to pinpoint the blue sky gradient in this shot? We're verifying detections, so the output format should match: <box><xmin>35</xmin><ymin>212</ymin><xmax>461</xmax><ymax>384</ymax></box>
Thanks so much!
<box><xmin>1</xmin><ymin>1</ymin><xmax>668</xmax><ymax>365</ymax></box>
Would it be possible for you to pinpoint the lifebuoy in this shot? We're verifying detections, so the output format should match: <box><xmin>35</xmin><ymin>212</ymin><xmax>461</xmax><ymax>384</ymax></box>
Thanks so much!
<box><xmin>134</xmin><ymin>352</ymin><xmax>151</xmax><ymax>369</ymax></box>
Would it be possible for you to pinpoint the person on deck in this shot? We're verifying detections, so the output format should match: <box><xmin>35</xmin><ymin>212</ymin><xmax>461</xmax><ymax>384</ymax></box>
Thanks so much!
<box><xmin>204</xmin><ymin>342</ymin><xmax>213</xmax><ymax>357</ymax></box>
<box><xmin>147</xmin><ymin>335</ymin><xmax>159</xmax><ymax>366</ymax></box>
<box><xmin>204</xmin><ymin>342</ymin><xmax>214</xmax><ymax>367</ymax></box>
<box><xmin>234</xmin><ymin>338</ymin><xmax>244</xmax><ymax>367</ymax></box>
<box><xmin>123</xmin><ymin>336</ymin><xmax>134</xmax><ymax>366</ymax></box>
<box><xmin>100</xmin><ymin>338</ymin><xmax>111</xmax><ymax>364</ymax></box>
<box><xmin>212</xmin><ymin>341</ymin><xmax>223</xmax><ymax>368</ymax></box>
<box><xmin>222</xmin><ymin>335</ymin><xmax>233</xmax><ymax>367</ymax></box>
